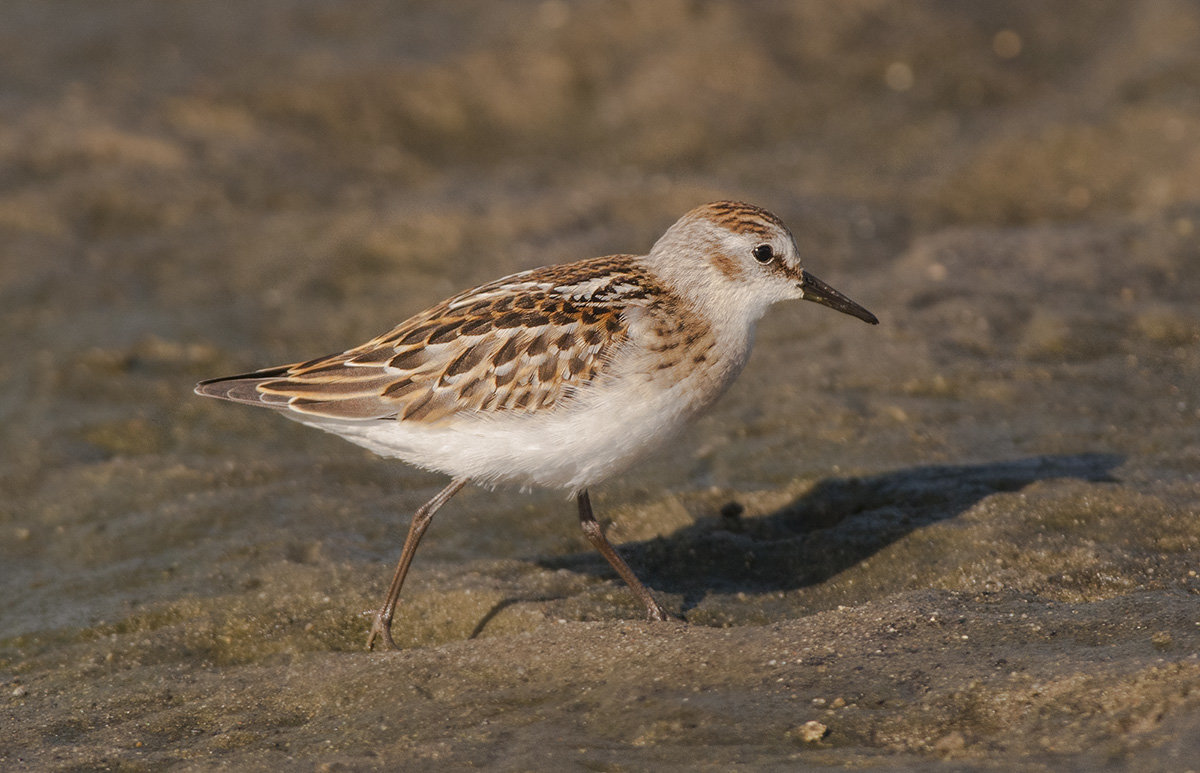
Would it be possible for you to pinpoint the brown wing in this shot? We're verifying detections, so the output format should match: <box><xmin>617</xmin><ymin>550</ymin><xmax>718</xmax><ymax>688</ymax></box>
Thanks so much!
<box><xmin>195</xmin><ymin>256</ymin><xmax>650</xmax><ymax>424</ymax></box>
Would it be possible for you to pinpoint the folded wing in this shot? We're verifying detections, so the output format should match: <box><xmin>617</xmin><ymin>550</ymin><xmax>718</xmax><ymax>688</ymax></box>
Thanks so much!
<box><xmin>195</xmin><ymin>256</ymin><xmax>649</xmax><ymax>424</ymax></box>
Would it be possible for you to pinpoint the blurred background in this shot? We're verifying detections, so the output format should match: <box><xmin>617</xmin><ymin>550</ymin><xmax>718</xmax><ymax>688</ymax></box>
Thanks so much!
<box><xmin>3</xmin><ymin>1</ymin><xmax>1199</xmax><ymax>768</ymax></box>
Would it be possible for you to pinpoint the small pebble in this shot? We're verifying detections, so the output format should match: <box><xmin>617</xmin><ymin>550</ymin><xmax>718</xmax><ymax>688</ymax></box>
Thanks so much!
<box><xmin>934</xmin><ymin>730</ymin><xmax>966</xmax><ymax>753</ymax></box>
<box><xmin>796</xmin><ymin>720</ymin><xmax>827</xmax><ymax>743</ymax></box>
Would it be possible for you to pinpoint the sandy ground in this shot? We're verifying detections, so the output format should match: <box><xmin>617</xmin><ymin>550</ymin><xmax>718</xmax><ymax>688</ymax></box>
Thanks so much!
<box><xmin>2</xmin><ymin>1</ymin><xmax>1199</xmax><ymax>769</ymax></box>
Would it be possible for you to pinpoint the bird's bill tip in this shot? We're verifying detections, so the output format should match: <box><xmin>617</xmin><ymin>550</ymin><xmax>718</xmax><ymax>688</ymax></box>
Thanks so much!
<box><xmin>798</xmin><ymin>271</ymin><xmax>879</xmax><ymax>325</ymax></box>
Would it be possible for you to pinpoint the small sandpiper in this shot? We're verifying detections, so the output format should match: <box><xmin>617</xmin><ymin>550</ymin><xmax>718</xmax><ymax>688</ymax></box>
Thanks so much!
<box><xmin>196</xmin><ymin>201</ymin><xmax>878</xmax><ymax>649</ymax></box>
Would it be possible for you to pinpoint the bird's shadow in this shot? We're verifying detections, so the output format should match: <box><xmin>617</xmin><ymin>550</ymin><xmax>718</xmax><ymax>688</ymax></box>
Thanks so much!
<box><xmin>533</xmin><ymin>453</ymin><xmax>1122</xmax><ymax>612</ymax></box>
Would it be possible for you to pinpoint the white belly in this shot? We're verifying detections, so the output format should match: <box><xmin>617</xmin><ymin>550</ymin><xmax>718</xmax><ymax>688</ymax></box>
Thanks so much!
<box><xmin>291</xmin><ymin>339</ymin><xmax>750</xmax><ymax>492</ymax></box>
<box><xmin>290</xmin><ymin>378</ymin><xmax>699</xmax><ymax>491</ymax></box>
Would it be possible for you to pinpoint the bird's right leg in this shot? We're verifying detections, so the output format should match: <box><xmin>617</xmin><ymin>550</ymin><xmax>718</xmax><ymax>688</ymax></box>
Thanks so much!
<box><xmin>576</xmin><ymin>489</ymin><xmax>671</xmax><ymax>622</ymax></box>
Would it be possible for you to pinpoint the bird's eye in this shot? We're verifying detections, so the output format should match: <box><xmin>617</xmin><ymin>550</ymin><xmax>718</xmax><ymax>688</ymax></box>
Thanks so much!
<box><xmin>752</xmin><ymin>244</ymin><xmax>774</xmax><ymax>263</ymax></box>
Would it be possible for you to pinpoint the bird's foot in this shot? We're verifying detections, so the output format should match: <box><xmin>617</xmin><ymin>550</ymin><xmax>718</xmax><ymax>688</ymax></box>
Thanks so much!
<box><xmin>646</xmin><ymin>603</ymin><xmax>685</xmax><ymax>624</ymax></box>
<box><xmin>366</xmin><ymin>613</ymin><xmax>400</xmax><ymax>651</ymax></box>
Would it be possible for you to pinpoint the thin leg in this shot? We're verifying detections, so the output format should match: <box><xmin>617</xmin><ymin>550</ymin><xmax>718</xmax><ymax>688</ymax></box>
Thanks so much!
<box><xmin>576</xmin><ymin>489</ymin><xmax>670</xmax><ymax>622</ymax></box>
<box><xmin>367</xmin><ymin>477</ymin><xmax>468</xmax><ymax>651</ymax></box>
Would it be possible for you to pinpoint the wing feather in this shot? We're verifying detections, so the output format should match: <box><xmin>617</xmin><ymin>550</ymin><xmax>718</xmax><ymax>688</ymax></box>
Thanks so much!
<box><xmin>195</xmin><ymin>255</ymin><xmax>653</xmax><ymax>424</ymax></box>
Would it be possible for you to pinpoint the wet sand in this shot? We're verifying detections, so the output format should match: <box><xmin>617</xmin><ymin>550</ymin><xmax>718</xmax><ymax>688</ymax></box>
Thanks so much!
<box><xmin>2</xmin><ymin>1</ymin><xmax>1199</xmax><ymax>769</ymax></box>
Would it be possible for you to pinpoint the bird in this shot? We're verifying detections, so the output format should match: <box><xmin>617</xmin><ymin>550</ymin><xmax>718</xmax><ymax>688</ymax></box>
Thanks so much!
<box><xmin>195</xmin><ymin>200</ymin><xmax>878</xmax><ymax>650</ymax></box>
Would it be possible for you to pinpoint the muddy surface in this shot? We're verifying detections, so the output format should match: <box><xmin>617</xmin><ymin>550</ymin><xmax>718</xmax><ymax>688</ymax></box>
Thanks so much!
<box><xmin>2</xmin><ymin>1</ymin><xmax>1199</xmax><ymax>769</ymax></box>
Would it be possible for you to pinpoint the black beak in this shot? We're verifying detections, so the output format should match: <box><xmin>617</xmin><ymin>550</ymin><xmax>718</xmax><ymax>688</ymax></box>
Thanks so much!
<box><xmin>798</xmin><ymin>271</ymin><xmax>879</xmax><ymax>325</ymax></box>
